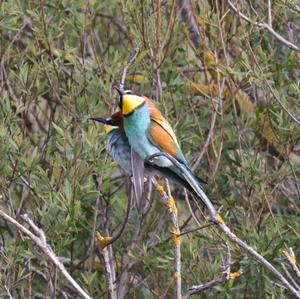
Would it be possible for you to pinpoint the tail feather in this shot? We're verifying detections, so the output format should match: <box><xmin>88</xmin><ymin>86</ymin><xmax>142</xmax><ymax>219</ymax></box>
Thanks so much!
<box><xmin>145</xmin><ymin>163</ymin><xmax>213</xmax><ymax>203</ymax></box>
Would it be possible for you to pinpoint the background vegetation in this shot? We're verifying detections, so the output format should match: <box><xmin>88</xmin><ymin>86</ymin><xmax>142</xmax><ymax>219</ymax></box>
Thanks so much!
<box><xmin>0</xmin><ymin>0</ymin><xmax>300</xmax><ymax>298</ymax></box>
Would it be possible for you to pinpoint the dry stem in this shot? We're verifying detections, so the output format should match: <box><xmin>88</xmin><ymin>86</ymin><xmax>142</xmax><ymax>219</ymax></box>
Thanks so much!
<box><xmin>0</xmin><ymin>210</ymin><xmax>92</xmax><ymax>299</ymax></box>
<box><xmin>153</xmin><ymin>178</ymin><xmax>182</xmax><ymax>299</ymax></box>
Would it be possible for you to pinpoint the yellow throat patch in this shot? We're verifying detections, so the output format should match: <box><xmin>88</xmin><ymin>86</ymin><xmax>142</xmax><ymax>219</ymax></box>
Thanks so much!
<box><xmin>104</xmin><ymin>124</ymin><xmax>116</xmax><ymax>134</ymax></box>
<box><xmin>122</xmin><ymin>94</ymin><xmax>145</xmax><ymax>116</ymax></box>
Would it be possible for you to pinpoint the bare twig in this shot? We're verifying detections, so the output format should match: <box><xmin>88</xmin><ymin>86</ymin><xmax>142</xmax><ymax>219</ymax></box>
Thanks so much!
<box><xmin>227</xmin><ymin>0</ymin><xmax>300</xmax><ymax>52</ymax></box>
<box><xmin>145</xmin><ymin>152</ymin><xmax>300</xmax><ymax>298</ymax></box>
<box><xmin>96</xmin><ymin>233</ymin><xmax>117</xmax><ymax>299</ymax></box>
<box><xmin>267</xmin><ymin>0</ymin><xmax>272</xmax><ymax>27</ymax></box>
<box><xmin>105</xmin><ymin>188</ymin><xmax>131</xmax><ymax>247</ymax></box>
<box><xmin>150</xmin><ymin>177</ymin><xmax>182</xmax><ymax>297</ymax></box>
<box><xmin>281</xmin><ymin>263</ymin><xmax>300</xmax><ymax>292</ymax></box>
<box><xmin>191</xmin><ymin>78</ymin><xmax>225</xmax><ymax>171</ymax></box>
<box><xmin>119</xmin><ymin>47</ymin><xmax>140</xmax><ymax>91</ymax></box>
<box><xmin>88</xmin><ymin>171</ymin><xmax>107</xmax><ymax>273</ymax></box>
<box><xmin>183</xmin><ymin>190</ymin><xmax>203</xmax><ymax>227</ymax></box>
<box><xmin>93</xmin><ymin>173</ymin><xmax>117</xmax><ymax>299</ymax></box>
<box><xmin>166</xmin><ymin>179</ymin><xmax>182</xmax><ymax>299</ymax></box>
<box><xmin>5</xmin><ymin>285</ymin><xmax>14</xmax><ymax>299</ymax></box>
<box><xmin>183</xmin><ymin>243</ymin><xmax>235</xmax><ymax>298</ymax></box>
<box><xmin>0</xmin><ymin>210</ymin><xmax>92</xmax><ymax>299</ymax></box>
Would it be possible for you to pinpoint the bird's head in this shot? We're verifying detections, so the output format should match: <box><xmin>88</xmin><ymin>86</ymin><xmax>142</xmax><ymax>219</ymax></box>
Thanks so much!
<box><xmin>115</xmin><ymin>87</ymin><xmax>145</xmax><ymax>116</ymax></box>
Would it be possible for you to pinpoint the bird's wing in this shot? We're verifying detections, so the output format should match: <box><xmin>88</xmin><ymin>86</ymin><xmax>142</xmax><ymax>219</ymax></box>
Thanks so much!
<box><xmin>148</xmin><ymin>119</ymin><xmax>187</xmax><ymax>165</ymax></box>
<box><xmin>145</xmin><ymin>97</ymin><xmax>181</xmax><ymax>148</ymax></box>
<box><xmin>131</xmin><ymin>147</ymin><xmax>145</xmax><ymax>211</ymax></box>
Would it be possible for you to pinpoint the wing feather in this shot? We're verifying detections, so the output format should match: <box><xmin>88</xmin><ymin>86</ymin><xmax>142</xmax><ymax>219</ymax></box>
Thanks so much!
<box><xmin>145</xmin><ymin>97</ymin><xmax>180</xmax><ymax>148</ymax></box>
<box><xmin>131</xmin><ymin>148</ymin><xmax>145</xmax><ymax>211</ymax></box>
<box><xmin>148</xmin><ymin>120</ymin><xmax>187</xmax><ymax>165</ymax></box>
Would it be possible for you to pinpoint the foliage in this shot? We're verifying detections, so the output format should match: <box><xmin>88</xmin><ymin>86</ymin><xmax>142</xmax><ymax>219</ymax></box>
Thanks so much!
<box><xmin>0</xmin><ymin>0</ymin><xmax>299</xmax><ymax>298</ymax></box>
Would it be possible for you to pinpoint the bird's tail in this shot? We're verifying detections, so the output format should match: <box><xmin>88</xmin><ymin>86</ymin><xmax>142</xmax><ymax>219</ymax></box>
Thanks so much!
<box><xmin>180</xmin><ymin>165</ymin><xmax>216</xmax><ymax>211</ymax></box>
<box><xmin>145</xmin><ymin>163</ymin><xmax>214</xmax><ymax>204</ymax></box>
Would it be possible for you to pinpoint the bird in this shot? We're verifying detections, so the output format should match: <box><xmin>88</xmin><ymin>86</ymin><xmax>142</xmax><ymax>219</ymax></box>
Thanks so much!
<box><xmin>116</xmin><ymin>87</ymin><xmax>212</xmax><ymax>207</ymax></box>
<box><xmin>90</xmin><ymin>112</ymin><xmax>132</xmax><ymax>174</ymax></box>
<box><xmin>91</xmin><ymin>109</ymin><xmax>208</xmax><ymax>209</ymax></box>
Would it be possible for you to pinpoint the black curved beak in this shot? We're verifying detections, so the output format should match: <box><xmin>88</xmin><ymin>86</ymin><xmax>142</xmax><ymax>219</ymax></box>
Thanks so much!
<box><xmin>89</xmin><ymin>117</ymin><xmax>118</xmax><ymax>126</ymax></box>
<box><xmin>89</xmin><ymin>117</ymin><xmax>107</xmax><ymax>124</ymax></box>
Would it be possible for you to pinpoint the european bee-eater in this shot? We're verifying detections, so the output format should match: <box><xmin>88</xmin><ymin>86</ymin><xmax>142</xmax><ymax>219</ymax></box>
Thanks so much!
<box><xmin>91</xmin><ymin>110</ymin><xmax>208</xmax><ymax>208</ymax></box>
<box><xmin>116</xmin><ymin>88</ymin><xmax>210</xmax><ymax>205</ymax></box>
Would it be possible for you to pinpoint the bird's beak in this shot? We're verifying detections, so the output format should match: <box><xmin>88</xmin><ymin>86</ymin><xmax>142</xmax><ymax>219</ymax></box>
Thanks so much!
<box><xmin>90</xmin><ymin>117</ymin><xmax>118</xmax><ymax>126</ymax></box>
<box><xmin>89</xmin><ymin>117</ymin><xmax>108</xmax><ymax>124</ymax></box>
<box><xmin>114</xmin><ymin>86</ymin><xmax>124</xmax><ymax>97</ymax></box>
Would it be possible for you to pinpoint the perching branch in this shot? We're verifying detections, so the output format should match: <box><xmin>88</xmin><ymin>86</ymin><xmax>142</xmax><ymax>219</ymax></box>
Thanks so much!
<box><xmin>227</xmin><ymin>0</ymin><xmax>300</xmax><ymax>52</ymax></box>
<box><xmin>0</xmin><ymin>210</ymin><xmax>92</xmax><ymax>299</ymax></box>
<box><xmin>145</xmin><ymin>152</ymin><xmax>300</xmax><ymax>298</ymax></box>
<box><xmin>96</xmin><ymin>233</ymin><xmax>117</xmax><ymax>299</ymax></box>
<box><xmin>119</xmin><ymin>47</ymin><xmax>140</xmax><ymax>91</ymax></box>
<box><xmin>154</xmin><ymin>178</ymin><xmax>182</xmax><ymax>299</ymax></box>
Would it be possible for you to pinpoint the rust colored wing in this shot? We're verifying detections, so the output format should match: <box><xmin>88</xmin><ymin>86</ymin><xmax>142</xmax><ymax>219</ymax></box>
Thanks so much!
<box><xmin>148</xmin><ymin>120</ymin><xmax>187</xmax><ymax>165</ymax></box>
<box><xmin>145</xmin><ymin>97</ymin><xmax>187</xmax><ymax>164</ymax></box>
<box><xmin>145</xmin><ymin>97</ymin><xmax>180</xmax><ymax>149</ymax></box>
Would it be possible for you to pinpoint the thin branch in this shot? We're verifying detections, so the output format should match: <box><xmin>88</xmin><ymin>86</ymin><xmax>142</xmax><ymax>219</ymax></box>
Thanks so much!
<box><xmin>183</xmin><ymin>190</ymin><xmax>202</xmax><ymax>227</ymax></box>
<box><xmin>145</xmin><ymin>152</ymin><xmax>300</xmax><ymax>298</ymax></box>
<box><xmin>96</xmin><ymin>233</ymin><xmax>117</xmax><ymax>299</ymax></box>
<box><xmin>152</xmin><ymin>178</ymin><xmax>182</xmax><ymax>298</ymax></box>
<box><xmin>93</xmin><ymin>173</ymin><xmax>117</xmax><ymax>299</ymax></box>
<box><xmin>281</xmin><ymin>263</ymin><xmax>300</xmax><ymax>292</ymax></box>
<box><xmin>5</xmin><ymin>285</ymin><xmax>14</xmax><ymax>299</ymax></box>
<box><xmin>227</xmin><ymin>0</ymin><xmax>300</xmax><ymax>52</ymax></box>
<box><xmin>267</xmin><ymin>0</ymin><xmax>272</xmax><ymax>27</ymax></box>
<box><xmin>183</xmin><ymin>243</ymin><xmax>234</xmax><ymax>298</ymax></box>
<box><xmin>0</xmin><ymin>210</ymin><xmax>92</xmax><ymax>299</ymax></box>
<box><xmin>119</xmin><ymin>47</ymin><xmax>140</xmax><ymax>91</ymax></box>
<box><xmin>191</xmin><ymin>78</ymin><xmax>225</xmax><ymax>171</ymax></box>
<box><xmin>105</xmin><ymin>187</ymin><xmax>131</xmax><ymax>247</ymax></box>
<box><xmin>88</xmin><ymin>171</ymin><xmax>107</xmax><ymax>273</ymax></box>
<box><xmin>165</xmin><ymin>179</ymin><xmax>182</xmax><ymax>299</ymax></box>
